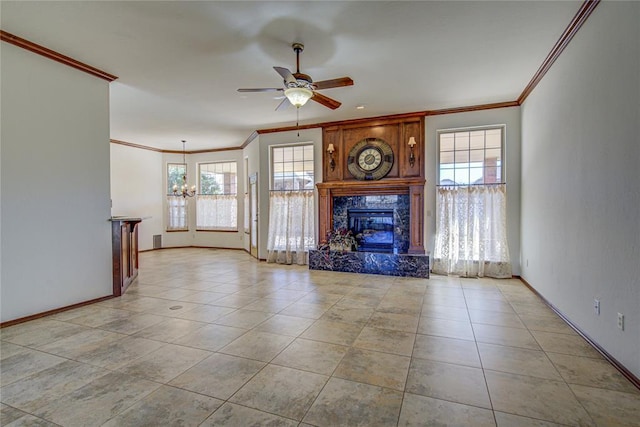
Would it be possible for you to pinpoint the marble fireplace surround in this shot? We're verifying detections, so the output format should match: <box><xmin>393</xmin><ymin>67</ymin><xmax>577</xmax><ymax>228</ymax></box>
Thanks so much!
<box><xmin>316</xmin><ymin>178</ymin><xmax>426</xmax><ymax>255</ymax></box>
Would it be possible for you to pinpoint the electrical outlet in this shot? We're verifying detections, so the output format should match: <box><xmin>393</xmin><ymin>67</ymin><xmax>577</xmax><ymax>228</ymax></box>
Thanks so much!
<box><xmin>594</xmin><ymin>299</ymin><xmax>600</xmax><ymax>315</ymax></box>
<box><xmin>617</xmin><ymin>313</ymin><xmax>624</xmax><ymax>330</ymax></box>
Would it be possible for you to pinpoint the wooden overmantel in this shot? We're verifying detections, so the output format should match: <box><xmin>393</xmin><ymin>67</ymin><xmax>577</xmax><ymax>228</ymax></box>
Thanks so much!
<box><xmin>317</xmin><ymin>178</ymin><xmax>425</xmax><ymax>254</ymax></box>
<box><xmin>317</xmin><ymin>116</ymin><xmax>426</xmax><ymax>255</ymax></box>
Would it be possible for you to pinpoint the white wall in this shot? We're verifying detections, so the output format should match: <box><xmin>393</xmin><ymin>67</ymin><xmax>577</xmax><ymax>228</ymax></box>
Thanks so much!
<box><xmin>110</xmin><ymin>144</ymin><xmax>163</xmax><ymax>251</ymax></box>
<box><xmin>520</xmin><ymin>2</ymin><xmax>639</xmax><ymax>377</ymax></box>
<box><xmin>1</xmin><ymin>44</ymin><xmax>112</xmax><ymax>322</ymax></box>
<box><xmin>256</xmin><ymin>128</ymin><xmax>323</xmax><ymax>260</ymax></box>
<box><xmin>425</xmin><ymin>107</ymin><xmax>522</xmax><ymax>274</ymax></box>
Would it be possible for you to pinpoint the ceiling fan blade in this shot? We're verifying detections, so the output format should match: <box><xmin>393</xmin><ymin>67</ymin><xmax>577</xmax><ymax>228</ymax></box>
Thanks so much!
<box><xmin>313</xmin><ymin>77</ymin><xmax>354</xmax><ymax>90</ymax></box>
<box><xmin>275</xmin><ymin>97</ymin><xmax>290</xmax><ymax>111</ymax></box>
<box><xmin>311</xmin><ymin>91</ymin><xmax>342</xmax><ymax>110</ymax></box>
<box><xmin>237</xmin><ymin>88</ymin><xmax>283</xmax><ymax>92</ymax></box>
<box><xmin>273</xmin><ymin>66</ymin><xmax>297</xmax><ymax>85</ymax></box>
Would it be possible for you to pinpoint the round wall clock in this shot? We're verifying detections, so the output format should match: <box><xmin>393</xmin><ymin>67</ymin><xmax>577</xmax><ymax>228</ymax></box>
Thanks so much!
<box><xmin>347</xmin><ymin>137</ymin><xmax>394</xmax><ymax>180</ymax></box>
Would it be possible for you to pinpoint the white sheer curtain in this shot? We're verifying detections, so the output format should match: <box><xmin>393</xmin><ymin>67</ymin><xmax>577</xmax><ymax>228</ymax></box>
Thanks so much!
<box><xmin>432</xmin><ymin>184</ymin><xmax>512</xmax><ymax>278</ymax></box>
<box><xmin>267</xmin><ymin>190</ymin><xmax>315</xmax><ymax>265</ymax></box>
<box><xmin>167</xmin><ymin>196</ymin><xmax>188</xmax><ymax>230</ymax></box>
<box><xmin>196</xmin><ymin>194</ymin><xmax>237</xmax><ymax>230</ymax></box>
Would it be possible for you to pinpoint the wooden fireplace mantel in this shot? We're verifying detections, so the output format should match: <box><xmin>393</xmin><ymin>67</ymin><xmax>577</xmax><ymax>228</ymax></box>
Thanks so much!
<box><xmin>316</xmin><ymin>178</ymin><xmax>425</xmax><ymax>254</ymax></box>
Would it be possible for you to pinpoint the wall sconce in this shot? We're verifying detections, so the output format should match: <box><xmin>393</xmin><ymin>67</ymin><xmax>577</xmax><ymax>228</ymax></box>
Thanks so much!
<box><xmin>408</xmin><ymin>137</ymin><xmax>417</xmax><ymax>167</ymax></box>
<box><xmin>327</xmin><ymin>143</ymin><xmax>336</xmax><ymax>171</ymax></box>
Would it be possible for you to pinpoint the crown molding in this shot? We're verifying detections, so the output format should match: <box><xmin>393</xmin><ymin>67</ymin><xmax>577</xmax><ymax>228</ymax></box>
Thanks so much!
<box><xmin>427</xmin><ymin>101</ymin><xmax>520</xmax><ymax>116</ymax></box>
<box><xmin>255</xmin><ymin>101</ymin><xmax>523</xmax><ymax>135</ymax></box>
<box><xmin>113</xmin><ymin>99</ymin><xmax>520</xmax><ymax>152</ymax></box>
<box><xmin>110</xmin><ymin>139</ymin><xmax>164</xmax><ymax>152</ymax></box>
<box><xmin>0</xmin><ymin>30</ymin><xmax>118</xmax><ymax>82</ymax></box>
<box><xmin>257</xmin><ymin>111</ymin><xmax>428</xmax><ymax>135</ymax></box>
<box><xmin>517</xmin><ymin>0</ymin><xmax>600</xmax><ymax>104</ymax></box>
<box><xmin>240</xmin><ymin>131</ymin><xmax>259</xmax><ymax>149</ymax></box>
<box><xmin>110</xmin><ymin>139</ymin><xmax>242</xmax><ymax>154</ymax></box>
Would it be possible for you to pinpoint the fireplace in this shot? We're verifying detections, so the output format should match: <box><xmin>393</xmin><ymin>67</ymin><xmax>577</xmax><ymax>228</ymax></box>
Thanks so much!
<box><xmin>334</xmin><ymin>195</ymin><xmax>409</xmax><ymax>253</ymax></box>
<box><xmin>310</xmin><ymin>198</ymin><xmax>429</xmax><ymax>277</ymax></box>
<box><xmin>312</xmin><ymin>179</ymin><xmax>428</xmax><ymax>277</ymax></box>
<box><xmin>348</xmin><ymin>209</ymin><xmax>394</xmax><ymax>253</ymax></box>
<box><xmin>316</xmin><ymin>179</ymin><xmax>425</xmax><ymax>255</ymax></box>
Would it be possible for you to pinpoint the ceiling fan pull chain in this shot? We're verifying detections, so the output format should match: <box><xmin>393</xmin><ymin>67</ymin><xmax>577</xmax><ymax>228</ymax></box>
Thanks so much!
<box><xmin>296</xmin><ymin>108</ymin><xmax>300</xmax><ymax>137</ymax></box>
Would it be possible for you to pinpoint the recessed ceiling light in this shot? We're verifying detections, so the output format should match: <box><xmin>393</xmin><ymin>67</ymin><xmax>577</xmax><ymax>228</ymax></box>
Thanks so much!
<box><xmin>356</xmin><ymin>105</ymin><xmax>365</xmax><ymax>110</ymax></box>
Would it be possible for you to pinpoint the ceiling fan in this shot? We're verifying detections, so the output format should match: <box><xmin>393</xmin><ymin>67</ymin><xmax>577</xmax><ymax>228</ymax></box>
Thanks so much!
<box><xmin>237</xmin><ymin>43</ymin><xmax>354</xmax><ymax>110</ymax></box>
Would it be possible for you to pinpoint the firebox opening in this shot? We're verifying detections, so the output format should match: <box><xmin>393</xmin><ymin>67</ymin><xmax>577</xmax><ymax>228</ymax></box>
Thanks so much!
<box><xmin>348</xmin><ymin>208</ymin><xmax>394</xmax><ymax>253</ymax></box>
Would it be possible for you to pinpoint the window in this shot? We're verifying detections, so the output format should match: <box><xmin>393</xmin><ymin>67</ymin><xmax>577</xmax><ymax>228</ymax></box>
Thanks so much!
<box><xmin>196</xmin><ymin>161</ymin><xmax>237</xmax><ymax>231</ymax></box>
<box><xmin>438</xmin><ymin>126</ymin><xmax>504</xmax><ymax>186</ymax></box>
<box><xmin>433</xmin><ymin>125</ymin><xmax>511</xmax><ymax>278</ymax></box>
<box><xmin>167</xmin><ymin>163</ymin><xmax>187</xmax><ymax>194</ymax></box>
<box><xmin>271</xmin><ymin>144</ymin><xmax>315</xmax><ymax>190</ymax></box>
<box><xmin>266</xmin><ymin>144</ymin><xmax>315</xmax><ymax>265</ymax></box>
<box><xmin>167</xmin><ymin>163</ymin><xmax>188</xmax><ymax>231</ymax></box>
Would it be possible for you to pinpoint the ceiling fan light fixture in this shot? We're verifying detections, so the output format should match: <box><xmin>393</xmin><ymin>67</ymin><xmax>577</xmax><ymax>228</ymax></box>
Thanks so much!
<box><xmin>284</xmin><ymin>87</ymin><xmax>313</xmax><ymax>107</ymax></box>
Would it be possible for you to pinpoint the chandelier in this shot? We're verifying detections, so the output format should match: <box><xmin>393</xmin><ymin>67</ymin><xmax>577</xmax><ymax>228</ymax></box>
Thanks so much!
<box><xmin>173</xmin><ymin>140</ymin><xmax>196</xmax><ymax>198</ymax></box>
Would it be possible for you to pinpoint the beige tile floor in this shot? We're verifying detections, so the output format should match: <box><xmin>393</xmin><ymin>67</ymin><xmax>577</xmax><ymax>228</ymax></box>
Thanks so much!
<box><xmin>1</xmin><ymin>248</ymin><xmax>639</xmax><ymax>426</ymax></box>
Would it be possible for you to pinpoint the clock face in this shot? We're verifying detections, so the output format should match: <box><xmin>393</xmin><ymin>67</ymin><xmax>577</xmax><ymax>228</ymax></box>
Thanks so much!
<box><xmin>358</xmin><ymin>148</ymin><xmax>382</xmax><ymax>171</ymax></box>
<box><xmin>347</xmin><ymin>138</ymin><xmax>394</xmax><ymax>180</ymax></box>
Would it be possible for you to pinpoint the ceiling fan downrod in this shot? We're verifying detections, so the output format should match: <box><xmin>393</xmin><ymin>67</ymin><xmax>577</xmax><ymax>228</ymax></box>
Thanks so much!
<box><xmin>292</xmin><ymin>42</ymin><xmax>304</xmax><ymax>74</ymax></box>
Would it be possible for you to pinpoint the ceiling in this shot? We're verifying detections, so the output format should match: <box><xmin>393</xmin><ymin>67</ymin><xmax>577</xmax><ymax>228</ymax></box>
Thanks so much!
<box><xmin>1</xmin><ymin>1</ymin><xmax>581</xmax><ymax>151</ymax></box>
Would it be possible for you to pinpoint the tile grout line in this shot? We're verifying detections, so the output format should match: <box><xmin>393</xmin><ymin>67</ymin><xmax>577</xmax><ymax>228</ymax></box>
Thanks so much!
<box><xmin>460</xmin><ymin>278</ymin><xmax>499</xmax><ymax>427</ymax></box>
<box><xmin>503</xmin><ymin>282</ymin><xmax>600</xmax><ymax>426</ymax></box>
